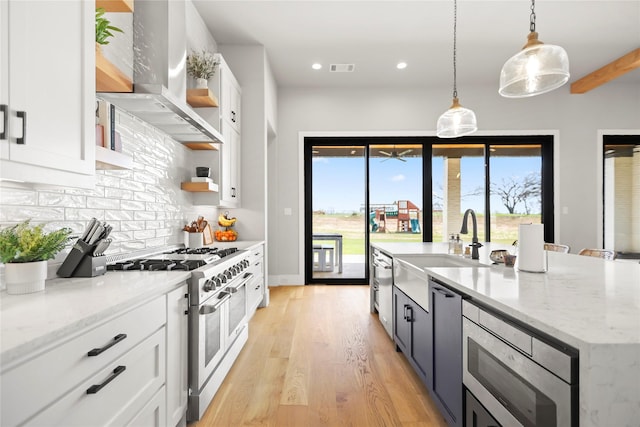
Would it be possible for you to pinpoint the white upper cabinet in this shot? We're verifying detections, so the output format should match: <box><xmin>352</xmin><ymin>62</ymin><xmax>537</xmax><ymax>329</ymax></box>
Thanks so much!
<box><xmin>0</xmin><ymin>0</ymin><xmax>95</xmax><ymax>188</ymax></box>
<box><xmin>220</xmin><ymin>59</ymin><xmax>241</xmax><ymax>133</ymax></box>
<box><xmin>219</xmin><ymin>122</ymin><xmax>240</xmax><ymax>207</ymax></box>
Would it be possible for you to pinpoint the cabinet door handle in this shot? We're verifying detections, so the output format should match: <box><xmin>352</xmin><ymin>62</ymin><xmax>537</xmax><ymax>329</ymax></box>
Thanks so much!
<box><xmin>231</xmin><ymin>187</ymin><xmax>236</xmax><ymax>198</ymax></box>
<box><xmin>434</xmin><ymin>287</ymin><xmax>455</xmax><ymax>298</ymax></box>
<box><xmin>0</xmin><ymin>104</ymin><xmax>7</xmax><ymax>140</ymax></box>
<box><xmin>86</xmin><ymin>365</ymin><xmax>126</xmax><ymax>394</ymax></box>
<box><xmin>231</xmin><ymin>111</ymin><xmax>236</xmax><ymax>123</ymax></box>
<box><xmin>16</xmin><ymin>111</ymin><xmax>26</xmax><ymax>144</ymax></box>
<box><xmin>87</xmin><ymin>333</ymin><xmax>127</xmax><ymax>357</ymax></box>
<box><xmin>406</xmin><ymin>306</ymin><xmax>413</xmax><ymax>322</ymax></box>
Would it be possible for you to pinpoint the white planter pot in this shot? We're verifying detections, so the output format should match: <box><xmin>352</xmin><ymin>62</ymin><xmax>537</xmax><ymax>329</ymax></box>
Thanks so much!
<box><xmin>196</xmin><ymin>78</ymin><xmax>208</xmax><ymax>89</ymax></box>
<box><xmin>5</xmin><ymin>260</ymin><xmax>48</xmax><ymax>295</ymax></box>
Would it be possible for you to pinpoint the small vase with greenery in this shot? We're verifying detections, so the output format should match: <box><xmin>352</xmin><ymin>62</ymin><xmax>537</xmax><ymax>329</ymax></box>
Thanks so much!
<box><xmin>0</xmin><ymin>220</ymin><xmax>72</xmax><ymax>294</ymax></box>
<box><xmin>95</xmin><ymin>7</ymin><xmax>123</xmax><ymax>47</ymax></box>
<box><xmin>186</xmin><ymin>50</ymin><xmax>219</xmax><ymax>88</ymax></box>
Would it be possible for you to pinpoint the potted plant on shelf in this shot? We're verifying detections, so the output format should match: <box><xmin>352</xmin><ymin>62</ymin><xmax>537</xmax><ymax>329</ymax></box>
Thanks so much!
<box><xmin>95</xmin><ymin>7</ymin><xmax>123</xmax><ymax>53</ymax></box>
<box><xmin>0</xmin><ymin>221</ymin><xmax>72</xmax><ymax>294</ymax></box>
<box><xmin>187</xmin><ymin>50</ymin><xmax>220</xmax><ymax>89</ymax></box>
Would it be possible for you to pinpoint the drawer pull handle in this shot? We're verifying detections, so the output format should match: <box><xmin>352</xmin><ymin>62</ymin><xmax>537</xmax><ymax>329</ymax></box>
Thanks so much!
<box><xmin>16</xmin><ymin>111</ymin><xmax>26</xmax><ymax>145</ymax></box>
<box><xmin>86</xmin><ymin>365</ymin><xmax>126</xmax><ymax>394</ymax></box>
<box><xmin>0</xmin><ymin>104</ymin><xmax>7</xmax><ymax>139</ymax></box>
<box><xmin>88</xmin><ymin>333</ymin><xmax>127</xmax><ymax>357</ymax></box>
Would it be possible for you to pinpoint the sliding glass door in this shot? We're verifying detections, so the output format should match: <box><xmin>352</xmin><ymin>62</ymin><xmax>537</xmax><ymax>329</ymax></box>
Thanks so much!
<box><xmin>603</xmin><ymin>135</ymin><xmax>640</xmax><ymax>258</ymax></box>
<box><xmin>306</xmin><ymin>144</ymin><xmax>368</xmax><ymax>283</ymax></box>
<box><xmin>304</xmin><ymin>135</ymin><xmax>554</xmax><ymax>284</ymax></box>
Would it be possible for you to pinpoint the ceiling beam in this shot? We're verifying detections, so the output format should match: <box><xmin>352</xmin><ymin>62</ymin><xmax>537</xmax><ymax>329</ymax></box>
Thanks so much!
<box><xmin>571</xmin><ymin>48</ymin><xmax>640</xmax><ymax>94</ymax></box>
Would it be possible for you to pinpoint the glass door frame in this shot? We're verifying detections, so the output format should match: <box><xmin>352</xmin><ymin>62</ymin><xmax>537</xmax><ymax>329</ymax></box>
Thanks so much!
<box><xmin>303</xmin><ymin>135</ymin><xmax>554</xmax><ymax>284</ymax></box>
<box><xmin>304</xmin><ymin>136</ymin><xmax>429</xmax><ymax>285</ymax></box>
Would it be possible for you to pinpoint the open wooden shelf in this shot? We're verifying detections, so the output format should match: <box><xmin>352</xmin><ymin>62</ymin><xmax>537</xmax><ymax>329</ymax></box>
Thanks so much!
<box><xmin>96</xmin><ymin>48</ymin><xmax>133</xmax><ymax>92</ymax></box>
<box><xmin>96</xmin><ymin>0</ymin><xmax>133</xmax><ymax>12</ymax></box>
<box><xmin>183</xmin><ymin>142</ymin><xmax>219</xmax><ymax>150</ymax></box>
<box><xmin>187</xmin><ymin>89</ymin><xmax>219</xmax><ymax>108</ymax></box>
<box><xmin>95</xmin><ymin>145</ymin><xmax>133</xmax><ymax>170</ymax></box>
<box><xmin>181</xmin><ymin>182</ymin><xmax>219</xmax><ymax>192</ymax></box>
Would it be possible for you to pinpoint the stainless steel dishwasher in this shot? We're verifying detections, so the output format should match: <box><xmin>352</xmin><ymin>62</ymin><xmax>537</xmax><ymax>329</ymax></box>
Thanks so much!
<box><xmin>371</xmin><ymin>247</ymin><xmax>393</xmax><ymax>338</ymax></box>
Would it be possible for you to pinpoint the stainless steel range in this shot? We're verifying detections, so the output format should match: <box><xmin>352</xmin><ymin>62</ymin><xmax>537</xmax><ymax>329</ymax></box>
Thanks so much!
<box><xmin>106</xmin><ymin>246</ymin><xmax>252</xmax><ymax>422</ymax></box>
<box><xmin>186</xmin><ymin>250</ymin><xmax>253</xmax><ymax>421</ymax></box>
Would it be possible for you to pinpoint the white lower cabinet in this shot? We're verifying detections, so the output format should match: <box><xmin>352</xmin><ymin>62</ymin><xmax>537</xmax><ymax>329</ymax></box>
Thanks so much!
<box><xmin>0</xmin><ymin>282</ymin><xmax>191</xmax><ymax>427</ymax></box>
<box><xmin>126</xmin><ymin>387</ymin><xmax>167</xmax><ymax>427</ymax></box>
<box><xmin>26</xmin><ymin>328</ymin><xmax>166</xmax><ymax>426</ymax></box>
<box><xmin>166</xmin><ymin>284</ymin><xmax>189</xmax><ymax>426</ymax></box>
<box><xmin>247</xmin><ymin>244</ymin><xmax>265</xmax><ymax>315</ymax></box>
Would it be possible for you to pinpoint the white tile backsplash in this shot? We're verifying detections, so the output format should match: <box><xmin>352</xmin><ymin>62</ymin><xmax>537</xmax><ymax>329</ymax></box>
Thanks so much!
<box><xmin>0</xmin><ymin>109</ymin><xmax>216</xmax><ymax>256</ymax></box>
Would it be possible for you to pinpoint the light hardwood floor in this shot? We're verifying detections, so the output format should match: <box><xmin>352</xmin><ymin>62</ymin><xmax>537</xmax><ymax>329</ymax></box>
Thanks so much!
<box><xmin>192</xmin><ymin>285</ymin><xmax>448</xmax><ymax>427</ymax></box>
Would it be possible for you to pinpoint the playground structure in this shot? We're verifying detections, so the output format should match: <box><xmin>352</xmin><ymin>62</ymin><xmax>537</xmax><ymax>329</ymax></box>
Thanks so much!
<box><xmin>370</xmin><ymin>200</ymin><xmax>421</xmax><ymax>233</ymax></box>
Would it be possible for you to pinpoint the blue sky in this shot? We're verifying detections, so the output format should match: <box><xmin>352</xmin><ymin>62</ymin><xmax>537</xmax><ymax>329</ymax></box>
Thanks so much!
<box><xmin>312</xmin><ymin>154</ymin><xmax>541</xmax><ymax>214</ymax></box>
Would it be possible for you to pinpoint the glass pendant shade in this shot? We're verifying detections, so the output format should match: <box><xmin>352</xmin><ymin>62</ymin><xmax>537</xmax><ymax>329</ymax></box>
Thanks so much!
<box><xmin>499</xmin><ymin>32</ymin><xmax>570</xmax><ymax>98</ymax></box>
<box><xmin>436</xmin><ymin>98</ymin><xmax>478</xmax><ymax>138</ymax></box>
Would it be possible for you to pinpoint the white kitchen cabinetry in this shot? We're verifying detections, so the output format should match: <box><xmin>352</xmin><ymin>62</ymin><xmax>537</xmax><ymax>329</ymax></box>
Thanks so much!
<box><xmin>187</xmin><ymin>54</ymin><xmax>241</xmax><ymax>207</ymax></box>
<box><xmin>219</xmin><ymin>121</ymin><xmax>240</xmax><ymax>207</ymax></box>
<box><xmin>247</xmin><ymin>243</ymin><xmax>265</xmax><ymax>316</ymax></box>
<box><xmin>0</xmin><ymin>0</ymin><xmax>95</xmax><ymax>188</ymax></box>
<box><xmin>0</xmin><ymin>295</ymin><xmax>168</xmax><ymax>427</ymax></box>
<box><xmin>219</xmin><ymin>56</ymin><xmax>241</xmax><ymax>134</ymax></box>
<box><xmin>166</xmin><ymin>284</ymin><xmax>189</xmax><ymax>426</ymax></box>
<box><xmin>216</xmin><ymin>54</ymin><xmax>241</xmax><ymax>207</ymax></box>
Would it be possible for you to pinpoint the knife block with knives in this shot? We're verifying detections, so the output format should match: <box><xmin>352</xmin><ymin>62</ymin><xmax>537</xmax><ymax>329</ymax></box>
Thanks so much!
<box><xmin>57</xmin><ymin>218</ymin><xmax>112</xmax><ymax>278</ymax></box>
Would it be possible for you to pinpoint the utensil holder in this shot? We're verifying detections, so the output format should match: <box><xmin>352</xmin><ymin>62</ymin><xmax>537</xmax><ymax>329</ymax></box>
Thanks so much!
<box><xmin>189</xmin><ymin>232</ymin><xmax>204</xmax><ymax>248</ymax></box>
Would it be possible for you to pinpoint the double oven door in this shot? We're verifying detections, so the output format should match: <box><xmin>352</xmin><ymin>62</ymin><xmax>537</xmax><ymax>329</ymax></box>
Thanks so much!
<box><xmin>191</xmin><ymin>271</ymin><xmax>252</xmax><ymax>391</ymax></box>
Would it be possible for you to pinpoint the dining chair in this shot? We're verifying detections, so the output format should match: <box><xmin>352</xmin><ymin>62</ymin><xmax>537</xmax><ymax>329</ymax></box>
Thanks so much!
<box><xmin>578</xmin><ymin>248</ymin><xmax>616</xmax><ymax>260</ymax></box>
<box><xmin>544</xmin><ymin>243</ymin><xmax>570</xmax><ymax>253</ymax></box>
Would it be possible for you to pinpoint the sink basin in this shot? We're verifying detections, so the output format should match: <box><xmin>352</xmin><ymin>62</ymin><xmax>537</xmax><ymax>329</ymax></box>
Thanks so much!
<box><xmin>396</xmin><ymin>254</ymin><xmax>491</xmax><ymax>269</ymax></box>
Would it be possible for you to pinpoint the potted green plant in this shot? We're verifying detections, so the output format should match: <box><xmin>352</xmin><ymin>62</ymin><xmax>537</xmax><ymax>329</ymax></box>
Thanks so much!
<box><xmin>95</xmin><ymin>7</ymin><xmax>123</xmax><ymax>51</ymax></box>
<box><xmin>186</xmin><ymin>50</ymin><xmax>219</xmax><ymax>89</ymax></box>
<box><xmin>0</xmin><ymin>220</ymin><xmax>72</xmax><ymax>294</ymax></box>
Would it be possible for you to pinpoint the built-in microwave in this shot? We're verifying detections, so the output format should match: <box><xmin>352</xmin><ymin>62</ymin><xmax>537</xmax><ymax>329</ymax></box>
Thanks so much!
<box><xmin>462</xmin><ymin>300</ymin><xmax>578</xmax><ymax>427</ymax></box>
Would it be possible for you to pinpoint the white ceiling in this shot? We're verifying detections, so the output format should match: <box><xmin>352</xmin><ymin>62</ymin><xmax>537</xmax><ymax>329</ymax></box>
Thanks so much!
<box><xmin>192</xmin><ymin>0</ymin><xmax>640</xmax><ymax>89</ymax></box>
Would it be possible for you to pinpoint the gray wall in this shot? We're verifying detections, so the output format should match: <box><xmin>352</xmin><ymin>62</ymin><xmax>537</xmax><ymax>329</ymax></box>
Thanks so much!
<box><xmin>270</xmin><ymin>82</ymin><xmax>640</xmax><ymax>283</ymax></box>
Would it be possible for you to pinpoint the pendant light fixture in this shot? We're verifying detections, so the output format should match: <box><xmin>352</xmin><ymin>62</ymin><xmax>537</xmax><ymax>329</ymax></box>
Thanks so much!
<box><xmin>436</xmin><ymin>0</ymin><xmax>477</xmax><ymax>139</ymax></box>
<box><xmin>499</xmin><ymin>0</ymin><xmax>570</xmax><ymax>98</ymax></box>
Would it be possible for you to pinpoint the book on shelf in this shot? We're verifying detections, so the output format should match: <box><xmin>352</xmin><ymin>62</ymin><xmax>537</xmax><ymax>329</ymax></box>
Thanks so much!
<box><xmin>109</xmin><ymin>103</ymin><xmax>116</xmax><ymax>150</ymax></box>
<box><xmin>96</xmin><ymin>99</ymin><xmax>112</xmax><ymax>149</ymax></box>
<box><xmin>191</xmin><ymin>177</ymin><xmax>214</xmax><ymax>183</ymax></box>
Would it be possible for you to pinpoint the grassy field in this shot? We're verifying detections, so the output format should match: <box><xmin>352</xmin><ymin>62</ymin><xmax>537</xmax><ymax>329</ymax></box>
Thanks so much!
<box><xmin>313</xmin><ymin>212</ymin><xmax>540</xmax><ymax>255</ymax></box>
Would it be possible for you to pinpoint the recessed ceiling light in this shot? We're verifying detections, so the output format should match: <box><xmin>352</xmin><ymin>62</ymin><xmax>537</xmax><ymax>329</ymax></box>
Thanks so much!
<box><xmin>397</xmin><ymin>62</ymin><xmax>408</xmax><ymax>70</ymax></box>
<box><xmin>312</xmin><ymin>63</ymin><xmax>322</xmax><ymax>70</ymax></box>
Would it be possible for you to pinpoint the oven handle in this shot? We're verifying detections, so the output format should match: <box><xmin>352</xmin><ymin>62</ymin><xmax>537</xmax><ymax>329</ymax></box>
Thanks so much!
<box><xmin>228</xmin><ymin>272</ymin><xmax>254</xmax><ymax>293</ymax></box>
<box><xmin>372</xmin><ymin>260</ymin><xmax>392</xmax><ymax>269</ymax></box>
<box><xmin>199</xmin><ymin>292</ymin><xmax>231</xmax><ymax>315</ymax></box>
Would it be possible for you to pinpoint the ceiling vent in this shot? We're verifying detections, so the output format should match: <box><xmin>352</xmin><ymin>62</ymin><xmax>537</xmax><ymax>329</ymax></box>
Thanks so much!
<box><xmin>329</xmin><ymin>64</ymin><xmax>355</xmax><ymax>73</ymax></box>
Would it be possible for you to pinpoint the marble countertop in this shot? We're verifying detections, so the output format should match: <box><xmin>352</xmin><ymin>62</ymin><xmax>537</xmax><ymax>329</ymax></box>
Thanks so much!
<box><xmin>372</xmin><ymin>242</ymin><xmax>640</xmax><ymax>347</ymax></box>
<box><xmin>0</xmin><ymin>240</ymin><xmax>266</xmax><ymax>367</ymax></box>
<box><xmin>0</xmin><ymin>270</ymin><xmax>190</xmax><ymax>368</ymax></box>
<box><xmin>373</xmin><ymin>242</ymin><xmax>640</xmax><ymax>426</ymax></box>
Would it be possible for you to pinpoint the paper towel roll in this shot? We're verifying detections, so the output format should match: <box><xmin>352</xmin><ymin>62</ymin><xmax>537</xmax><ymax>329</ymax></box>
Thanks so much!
<box><xmin>517</xmin><ymin>224</ymin><xmax>547</xmax><ymax>273</ymax></box>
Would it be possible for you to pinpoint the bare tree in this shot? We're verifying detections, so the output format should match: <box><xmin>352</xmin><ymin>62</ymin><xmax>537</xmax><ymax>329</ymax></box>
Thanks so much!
<box><xmin>491</xmin><ymin>173</ymin><xmax>541</xmax><ymax>214</ymax></box>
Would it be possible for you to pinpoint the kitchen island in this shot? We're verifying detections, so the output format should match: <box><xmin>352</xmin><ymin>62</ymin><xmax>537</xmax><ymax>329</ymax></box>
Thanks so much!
<box><xmin>372</xmin><ymin>242</ymin><xmax>640</xmax><ymax>427</ymax></box>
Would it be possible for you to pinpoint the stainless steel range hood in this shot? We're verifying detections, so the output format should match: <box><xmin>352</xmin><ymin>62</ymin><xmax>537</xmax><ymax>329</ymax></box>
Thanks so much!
<box><xmin>99</xmin><ymin>0</ymin><xmax>223</xmax><ymax>145</ymax></box>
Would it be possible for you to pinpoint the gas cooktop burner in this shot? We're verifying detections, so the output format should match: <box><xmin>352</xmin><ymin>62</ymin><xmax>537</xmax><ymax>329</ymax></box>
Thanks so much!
<box><xmin>166</xmin><ymin>247</ymin><xmax>239</xmax><ymax>257</ymax></box>
<box><xmin>107</xmin><ymin>258</ymin><xmax>208</xmax><ymax>271</ymax></box>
